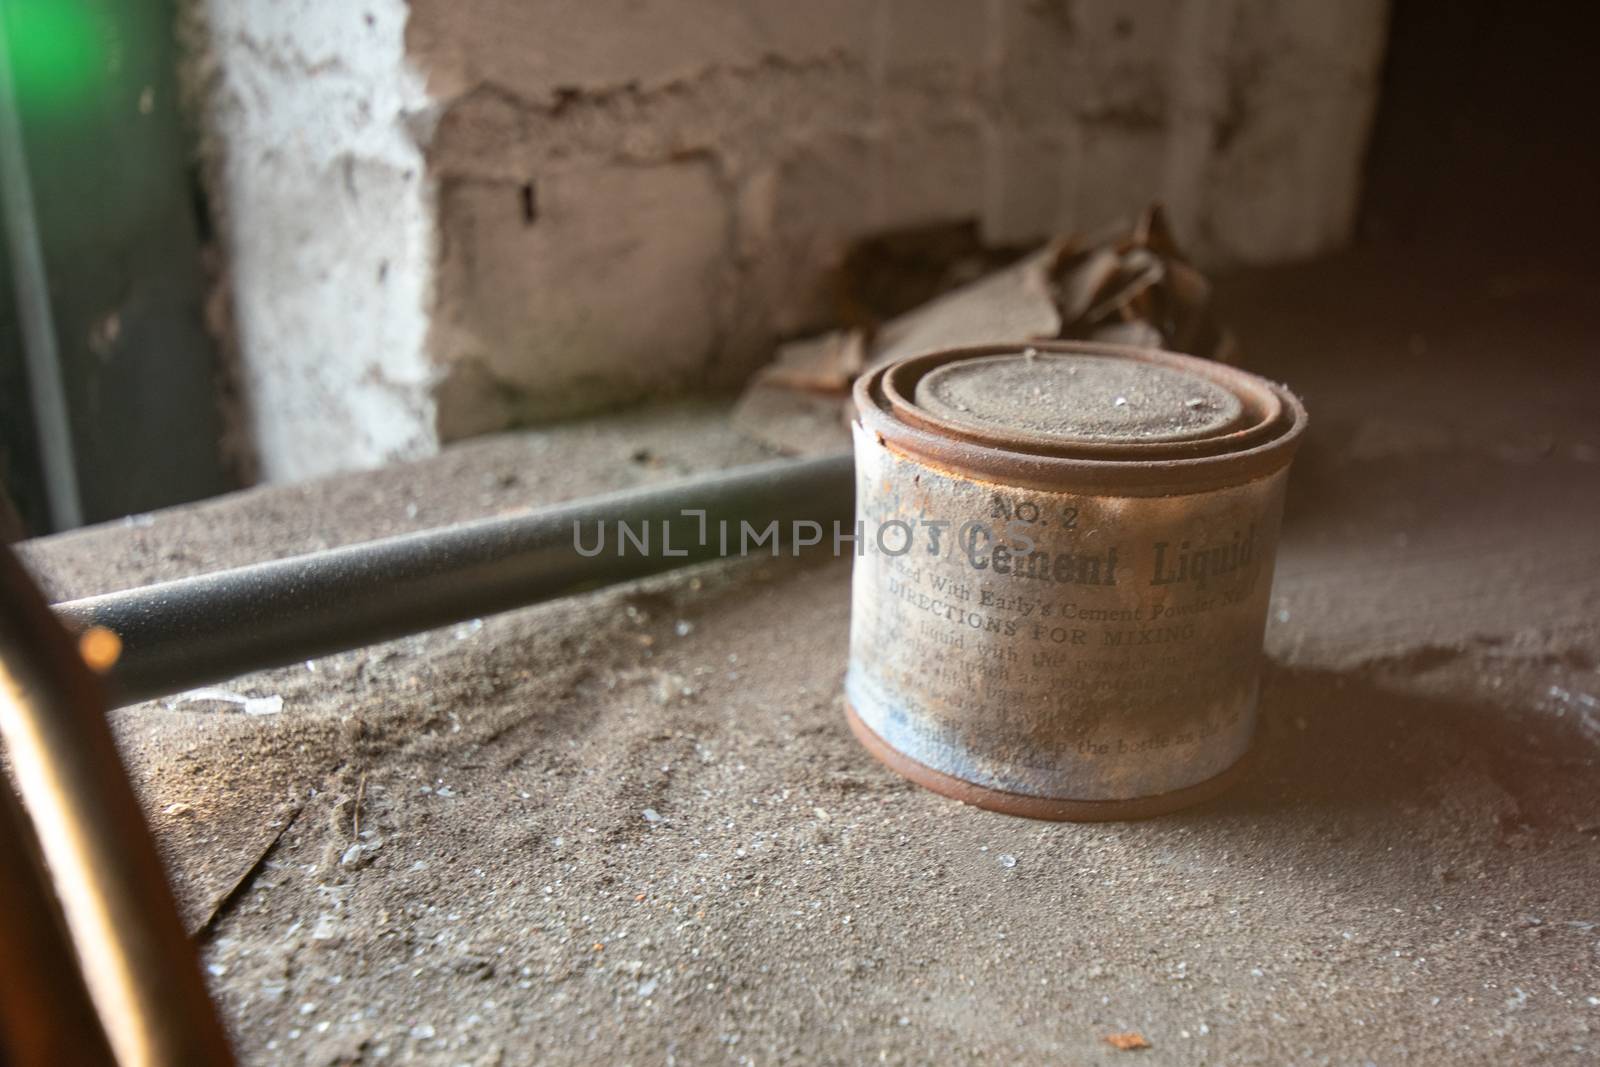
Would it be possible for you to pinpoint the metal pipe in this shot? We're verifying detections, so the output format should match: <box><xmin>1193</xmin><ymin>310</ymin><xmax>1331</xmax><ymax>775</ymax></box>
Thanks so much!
<box><xmin>0</xmin><ymin>770</ymin><xmax>120</xmax><ymax>1066</ymax></box>
<box><xmin>0</xmin><ymin>545</ymin><xmax>236</xmax><ymax>1065</ymax></box>
<box><xmin>55</xmin><ymin>452</ymin><xmax>856</xmax><ymax>706</ymax></box>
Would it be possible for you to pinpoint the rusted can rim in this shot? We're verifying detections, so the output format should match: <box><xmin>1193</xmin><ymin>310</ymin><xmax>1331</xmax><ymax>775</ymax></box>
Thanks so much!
<box><xmin>909</xmin><ymin>353</ymin><xmax>1255</xmax><ymax>445</ymax></box>
<box><xmin>855</xmin><ymin>341</ymin><xmax>1306</xmax><ymax>496</ymax></box>
<box><xmin>883</xmin><ymin>345</ymin><xmax>1285</xmax><ymax>458</ymax></box>
<box><xmin>844</xmin><ymin>699</ymin><xmax>1253</xmax><ymax>821</ymax></box>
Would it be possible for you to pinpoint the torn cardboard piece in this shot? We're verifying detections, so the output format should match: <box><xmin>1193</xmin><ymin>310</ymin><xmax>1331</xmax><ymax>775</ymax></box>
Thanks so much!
<box><xmin>734</xmin><ymin>206</ymin><xmax>1238</xmax><ymax>456</ymax></box>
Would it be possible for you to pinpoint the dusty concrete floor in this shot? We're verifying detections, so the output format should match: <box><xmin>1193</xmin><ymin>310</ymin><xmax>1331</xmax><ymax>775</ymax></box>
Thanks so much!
<box><xmin>20</xmin><ymin>248</ymin><xmax>1600</xmax><ymax>1064</ymax></box>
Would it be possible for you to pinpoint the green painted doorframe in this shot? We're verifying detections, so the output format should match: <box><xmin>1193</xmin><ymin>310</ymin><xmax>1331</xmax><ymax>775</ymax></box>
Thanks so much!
<box><xmin>0</xmin><ymin>0</ymin><xmax>231</xmax><ymax>535</ymax></box>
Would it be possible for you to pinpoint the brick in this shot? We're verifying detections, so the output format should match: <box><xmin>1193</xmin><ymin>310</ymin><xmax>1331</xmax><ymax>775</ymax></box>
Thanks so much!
<box><xmin>434</xmin><ymin>161</ymin><xmax>730</xmax><ymax>430</ymax></box>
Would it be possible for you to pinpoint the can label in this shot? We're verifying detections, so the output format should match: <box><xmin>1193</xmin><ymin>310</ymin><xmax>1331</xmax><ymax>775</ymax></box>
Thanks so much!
<box><xmin>845</xmin><ymin>423</ymin><xmax>1288</xmax><ymax>801</ymax></box>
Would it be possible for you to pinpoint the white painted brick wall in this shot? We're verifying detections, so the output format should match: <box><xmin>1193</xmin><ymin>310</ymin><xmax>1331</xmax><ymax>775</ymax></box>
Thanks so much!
<box><xmin>189</xmin><ymin>0</ymin><xmax>1389</xmax><ymax>481</ymax></box>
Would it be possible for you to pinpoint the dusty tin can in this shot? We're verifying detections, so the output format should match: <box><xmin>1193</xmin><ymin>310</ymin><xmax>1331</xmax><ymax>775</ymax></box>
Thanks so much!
<box><xmin>844</xmin><ymin>341</ymin><xmax>1306</xmax><ymax>820</ymax></box>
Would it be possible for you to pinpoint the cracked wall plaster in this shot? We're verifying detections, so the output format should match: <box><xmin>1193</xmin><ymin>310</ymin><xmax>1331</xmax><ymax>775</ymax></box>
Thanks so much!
<box><xmin>190</xmin><ymin>0</ymin><xmax>1388</xmax><ymax>479</ymax></box>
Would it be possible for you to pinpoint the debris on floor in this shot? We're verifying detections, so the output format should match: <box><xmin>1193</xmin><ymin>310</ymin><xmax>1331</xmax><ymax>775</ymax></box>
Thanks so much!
<box><xmin>169</xmin><ymin>686</ymin><xmax>285</xmax><ymax>716</ymax></box>
<box><xmin>733</xmin><ymin>206</ymin><xmax>1238</xmax><ymax>455</ymax></box>
<box><xmin>16</xmin><ymin>249</ymin><xmax>1600</xmax><ymax>1065</ymax></box>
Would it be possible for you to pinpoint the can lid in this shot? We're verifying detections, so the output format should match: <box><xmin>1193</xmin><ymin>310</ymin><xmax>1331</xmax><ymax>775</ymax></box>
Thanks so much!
<box><xmin>913</xmin><ymin>351</ymin><xmax>1244</xmax><ymax>444</ymax></box>
<box><xmin>856</xmin><ymin>341</ymin><xmax>1306</xmax><ymax>495</ymax></box>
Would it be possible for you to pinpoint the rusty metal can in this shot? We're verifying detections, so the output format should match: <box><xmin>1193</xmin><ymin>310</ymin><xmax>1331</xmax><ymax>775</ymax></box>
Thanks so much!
<box><xmin>844</xmin><ymin>341</ymin><xmax>1306</xmax><ymax>820</ymax></box>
